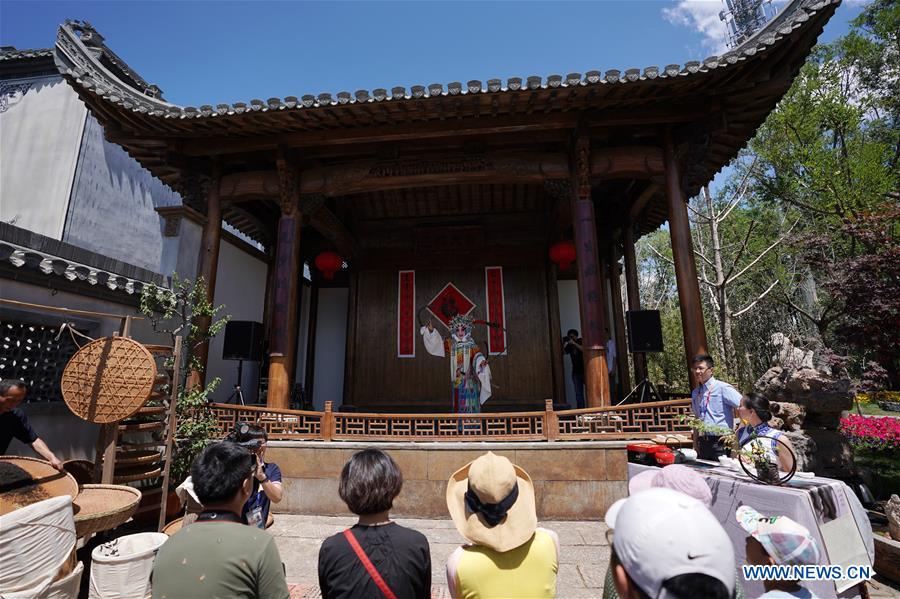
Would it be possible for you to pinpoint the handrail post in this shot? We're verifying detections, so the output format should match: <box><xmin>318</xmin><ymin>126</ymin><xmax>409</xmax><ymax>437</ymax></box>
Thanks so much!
<box><xmin>323</xmin><ymin>401</ymin><xmax>333</xmax><ymax>442</ymax></box>
<box><xmin>544</xmin><ymin>399</ymin><xmax>558</xmax><ymax>442</ymax></box>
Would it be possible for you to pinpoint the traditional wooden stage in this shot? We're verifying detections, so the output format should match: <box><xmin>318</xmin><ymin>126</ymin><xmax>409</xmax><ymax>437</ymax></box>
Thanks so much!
<box><xmin>210</xmin><ymin>399</ymin><xmax>691</xmax><ymax>519</ymax></box>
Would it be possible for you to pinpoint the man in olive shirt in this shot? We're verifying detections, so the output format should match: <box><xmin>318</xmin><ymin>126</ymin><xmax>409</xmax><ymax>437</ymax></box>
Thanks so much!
<box><xmin>151</xmin><ymin>442</ymin><xmax>289</xmax><ymax>599</ymax></box>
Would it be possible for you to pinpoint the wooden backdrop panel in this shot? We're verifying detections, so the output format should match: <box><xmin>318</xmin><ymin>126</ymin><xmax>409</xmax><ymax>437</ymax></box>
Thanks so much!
<box><xmin>350</xmin><ymin>266</ymin><xmax>553</xmax><ymax>411</ymax></box>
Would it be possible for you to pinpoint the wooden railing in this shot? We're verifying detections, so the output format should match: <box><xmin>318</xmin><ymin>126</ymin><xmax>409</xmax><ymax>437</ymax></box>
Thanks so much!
<box><xmin>208</xmin><ymin>398</ymin><xmax>692</xmax><ymax>442</ymax></box>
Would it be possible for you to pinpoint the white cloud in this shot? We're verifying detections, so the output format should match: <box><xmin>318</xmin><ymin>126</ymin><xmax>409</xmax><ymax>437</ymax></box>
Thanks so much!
<box><xmin>662</xmin><ymin>1</ymin><xmax>730</xmax><ymax>55</ymax></box>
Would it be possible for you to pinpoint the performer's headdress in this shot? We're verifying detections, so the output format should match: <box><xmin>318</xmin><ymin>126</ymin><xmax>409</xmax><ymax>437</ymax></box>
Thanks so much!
<box><xmin>449</xmin><ymin>314</ymin><xmax>474</xmax><ymax>336</ymax></box>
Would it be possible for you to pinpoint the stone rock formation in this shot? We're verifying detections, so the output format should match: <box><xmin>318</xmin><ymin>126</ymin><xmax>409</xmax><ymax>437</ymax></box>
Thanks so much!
<box><xmin>887</xmin><ymin>495</ymin><xmax>900</xmax><ymax>541</ymax></box>
<box><xmin>753</xmin><ymin>355</ymin><xmax>854</xmax><ymax>478</ymax></box>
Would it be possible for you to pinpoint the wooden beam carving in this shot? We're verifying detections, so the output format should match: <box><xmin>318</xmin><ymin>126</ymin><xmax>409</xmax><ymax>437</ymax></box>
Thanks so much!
<box><xmin>219</xmin><ymin>148</ymin><xmax>664</xmax><ymax>203</ymax></box>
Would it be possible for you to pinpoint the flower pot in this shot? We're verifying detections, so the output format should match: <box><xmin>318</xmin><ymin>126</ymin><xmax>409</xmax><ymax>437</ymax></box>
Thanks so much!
<box><xmin>755</xmin><ymin>461</ymin><xmax>779</xmax><ymax>484</ymax></box>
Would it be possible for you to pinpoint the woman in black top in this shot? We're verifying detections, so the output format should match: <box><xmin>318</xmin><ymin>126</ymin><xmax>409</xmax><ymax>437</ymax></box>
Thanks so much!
<box><xmin>318</xmin><ymin>449</ymin><xmax>431</xmax><ymax>599</ymax></box>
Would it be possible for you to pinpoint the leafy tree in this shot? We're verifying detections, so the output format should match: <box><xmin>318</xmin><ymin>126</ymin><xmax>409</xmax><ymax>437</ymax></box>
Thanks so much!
<box><xmin>140</xmin><ymin>274</ymin><xmax>230</xmax><ymax>484</ymax></box>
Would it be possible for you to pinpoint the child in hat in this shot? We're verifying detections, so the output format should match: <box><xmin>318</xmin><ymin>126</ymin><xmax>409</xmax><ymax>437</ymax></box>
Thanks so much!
<box><xmin>445</xmin><ymin>452</ymin><xmax>559</xmax><ymax>598</ymax></box>
<box><xmin>736</xmin><ymin>505</ymin><xmax>821</xmax><ymax>598</ymax></box>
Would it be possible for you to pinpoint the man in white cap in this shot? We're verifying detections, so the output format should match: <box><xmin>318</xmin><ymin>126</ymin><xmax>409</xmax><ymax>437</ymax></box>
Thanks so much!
<box><xmin>736</xmin><ymin>505</ymin><xmax>820</xmax><ymax>598</ymax></box>
<box><xmin>605</xmin><ymin>487</ymin><xmax>736</xmax><ymax>599</ymax></box>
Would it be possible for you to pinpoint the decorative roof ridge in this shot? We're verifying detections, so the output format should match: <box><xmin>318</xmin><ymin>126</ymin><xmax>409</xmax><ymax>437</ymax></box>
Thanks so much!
<box><xmin>55</xmin><ymin>0</ymin><xmax>839</xmax><ymax>120</ymax></box>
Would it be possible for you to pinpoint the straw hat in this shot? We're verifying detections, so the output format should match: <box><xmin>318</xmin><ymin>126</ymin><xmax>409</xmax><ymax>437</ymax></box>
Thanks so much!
<box><xmin>446</xmin><ymin>452</ymin><xmax>537</xmax><ymax>553</ymax></box>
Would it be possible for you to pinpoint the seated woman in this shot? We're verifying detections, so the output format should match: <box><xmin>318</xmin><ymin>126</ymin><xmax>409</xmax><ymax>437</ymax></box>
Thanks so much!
<box><xmin>230</xmin><ymin>423</ymin><xmax>283</xmax><ymax>528</ymax></box>
<box><xmin>445</xmin><ymin>452</ymin><xmax>559</xmax><ymax>599</ymax></box>
<box><xmin>736</xmin><ymin>393</ymin><xmax>796</xmax><ymax>473</ymax></box>
<box><xmin>318</xmin><ymin>449</ymin><xmax>431</xmax><ymax>599</ymax></box>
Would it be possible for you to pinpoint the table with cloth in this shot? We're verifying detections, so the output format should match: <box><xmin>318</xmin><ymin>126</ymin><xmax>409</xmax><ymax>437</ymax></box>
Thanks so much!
<box><xmin>628</xmin><ymin>461</ymin><xmax>874</xmax><ymax>599</ymax></box>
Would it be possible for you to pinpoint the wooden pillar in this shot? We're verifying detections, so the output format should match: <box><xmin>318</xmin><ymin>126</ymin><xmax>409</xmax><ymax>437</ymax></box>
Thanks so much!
<box><xmin>609</xmin><ymin>249</ymin><xmax>632</xmax><ymax>396</ymax></box>
<box><xmin>571</xmin><ymin>130</ymin><xmax>611</xmax><ymax>407</ymax></box>
<box><xmin>545</xmin><ymin>262</ymin><xmax>566</xmax><ymax>406</ymax></box>
<box><xmin>663</xmin><ymin>128</ymin><xmax>708</xmax><ymax>386</ymax></box>
<box><xmin>267</xmin><ymin>152</ymin><xmax>303</xmax><ymax>409</ymax></box>
<box><xmin>623</xmin><ymin>226</ymin><xmax>648</xmax><ymax>383</ymax></box>
<box><xmin>191</xmin><ymin>166</ymin><xmax>222</xmax><ymax>390</ymax></box>
<box><xmin>343</xmin><ymin>271</ymin><xmax>358</xmax><ymax>407</ymax></box>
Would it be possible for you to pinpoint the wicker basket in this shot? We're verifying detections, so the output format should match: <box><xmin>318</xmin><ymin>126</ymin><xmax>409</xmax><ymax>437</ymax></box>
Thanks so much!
<box><xmin>62</xmin><ymin>459</ymin><xmax>95</xmax><ymax>485</ymax></box>
<box><xmin>114</xmin><ymin>450</ymin><xmax>163</xmax><ymax>468</ymax></box>
<box><xmin>61</xmin><ymin>336</ymin><xmax>157</xmax><ymax>424</ymax></box>
<box><xmin>0</xmin><ymin>456</ymin><xmax>79</xmax><ymax>516</ymax></box>
<box><xmin>73</xmin><ymin>484</ymin><xmax>141</xmax><ymax>538</ymax></box>
<box><xmin>113</xmin><ymin>465</ymin><xmax>162</xmax><ymax>484</ymax></box>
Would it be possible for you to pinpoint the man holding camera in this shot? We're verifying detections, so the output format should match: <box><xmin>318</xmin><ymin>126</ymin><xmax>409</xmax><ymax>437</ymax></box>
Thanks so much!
<box><xmin>563</xmin><ymin>329</ymin><xmax>586</xmax><ymax>409</ymax></box>
<box><xmin>231</xmin><ymin>423</ymin><xmax>283</xmax><ymax>528</ymax></box>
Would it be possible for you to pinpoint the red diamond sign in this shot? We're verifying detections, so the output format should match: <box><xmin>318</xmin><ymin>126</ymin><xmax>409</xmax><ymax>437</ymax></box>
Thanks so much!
<box><xmin>425</xmin><ymin>283</ymin><xmax>475</xmax><ymax>329</ymax></box>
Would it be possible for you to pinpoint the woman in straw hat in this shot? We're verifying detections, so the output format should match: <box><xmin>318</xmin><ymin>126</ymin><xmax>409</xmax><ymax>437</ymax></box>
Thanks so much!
<box><xmin>445</xmin><ymin>452</ymin><xmax>559</xmax><ymax>598</ymax></box>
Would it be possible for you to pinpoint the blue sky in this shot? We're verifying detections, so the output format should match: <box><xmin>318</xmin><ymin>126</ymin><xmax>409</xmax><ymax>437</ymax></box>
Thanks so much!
<box><xmin>2</xmin><ymin>1</ymin><xmax>865</xmax><ymax>108</ymax></box>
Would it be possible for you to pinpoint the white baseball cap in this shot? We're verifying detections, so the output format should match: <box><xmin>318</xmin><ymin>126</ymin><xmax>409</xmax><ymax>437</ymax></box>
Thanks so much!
<box><xmin>605</xmin><ymin>487</ymin><xmax>735</xmax><ymax>598</ymax></box>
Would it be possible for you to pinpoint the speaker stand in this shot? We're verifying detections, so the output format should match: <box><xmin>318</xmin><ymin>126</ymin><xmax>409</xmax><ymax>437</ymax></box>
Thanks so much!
<box><xmin>616</xmin><ymin>377</ymin><xmax>663</xmax><ymax>406</ymax></box>
<box><xmin>226</xmin><ymin>359</ymin><xmax>246</xmax><ymax>406</ymax></box>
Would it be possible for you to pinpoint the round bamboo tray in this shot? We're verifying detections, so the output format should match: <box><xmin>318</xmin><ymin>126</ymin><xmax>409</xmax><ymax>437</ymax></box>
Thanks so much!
<box><xmin>73</xmin><ymin>484</ymin><xmax>141</xmax><ymax>538</ymax></box>
<box><xmin>62</xmin><ymin>459</ymin><xmax>95</xmax><ymax>486</ymax></box>
<box><xmin>0</xmin><ymin>456</ymin><xmax>79</xmax><ymax>516</ymax></box>
<box><xmin>113</xmin><ymin>465</ymin><xmax>162</xmax><ymax>484</ymax></box>
<box><xmin>114</xmin><ymin>450</ymin><xmax>162</xmax><ymax>467</ymax></box>
<box><xmin>61</xmin><ymin>336</ymin><xmax>157</xmax><ymax>424</ymax></box>
<box><xmin>162</xmin><ymin>516</ymin><xmax>183</xmax><ymax>536</ymax></box>
<box><xmin>162</xmin><ymin>512</ymin><xmax>274</xmax><ymax>536</ymax></box>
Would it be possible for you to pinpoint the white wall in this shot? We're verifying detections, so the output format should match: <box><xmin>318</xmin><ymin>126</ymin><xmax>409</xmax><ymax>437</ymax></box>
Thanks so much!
<box><xmin>63</xmin><ymin>115</ymin><xmax>181</xmax><ymax>274</ymax></box>
<box><xmin>205</xmin><ymin>240</ymin><xmax>268</xmax><ymax>404</ymax></box>
<box><xmin>294</xmin><ymin>283</ymin><xmax>312</xmax><ymax>387</ymax></box>
<box><xmin>0</xmin><ymin>76</ymin><xmax>87</xmax><ymax>238</ymax></box>
<box><xmin>557</xmin><ymin>280</ymin><xmax>581</xmax><ymax>408</ymax></box>
<box><xmin>312</xmin><ymin>287</ymin><xmax>348</xmax><ymax>411</ymax></box>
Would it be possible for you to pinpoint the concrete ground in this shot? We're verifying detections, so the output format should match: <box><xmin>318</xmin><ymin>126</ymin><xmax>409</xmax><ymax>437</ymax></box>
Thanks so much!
<box><xmin>273</xmin><ymin>514</ymin><xmax>900</xmax><ymax>599</ymax></box>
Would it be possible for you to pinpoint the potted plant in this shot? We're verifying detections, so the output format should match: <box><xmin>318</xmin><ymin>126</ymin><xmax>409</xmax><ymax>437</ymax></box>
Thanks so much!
<box><xmin>140</xmin><ymin>274</ymin><xmax>230</xmax><ymax>490</ymax></box>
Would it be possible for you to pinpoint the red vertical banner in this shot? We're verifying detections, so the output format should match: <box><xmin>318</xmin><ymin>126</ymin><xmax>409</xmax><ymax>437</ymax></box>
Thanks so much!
<box><xmin>484</xmin><ymin>266</ymin><xmax>507</xmax><ymax>355</ymax></box>
<box><xmin>397</xmin><ymin>270</ymin><xmax>415</xmax><ymax>358</ymax></box>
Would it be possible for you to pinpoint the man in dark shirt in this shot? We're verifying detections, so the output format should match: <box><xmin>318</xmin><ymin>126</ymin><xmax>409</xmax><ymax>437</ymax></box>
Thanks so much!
<box><xmin>563</xmin><ymin>329</ymin><xmax>586</xmax><ymax>409</ymax></box>
<box><xmin>0</xmin><ymin>379</ymin><xmax>63</xmax><ymax>469</ymax></box>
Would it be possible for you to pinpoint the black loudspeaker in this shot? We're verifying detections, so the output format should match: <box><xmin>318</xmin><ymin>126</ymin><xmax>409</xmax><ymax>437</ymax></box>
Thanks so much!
<box><xmin>626</xmin><ymin>310</ymin><xmax>664</xmax><ymax>353</ymax></box>
<box><xmin>222</xmin><ymin>321</ymin><xmax>264</xmax><ymax>361</ymax></box>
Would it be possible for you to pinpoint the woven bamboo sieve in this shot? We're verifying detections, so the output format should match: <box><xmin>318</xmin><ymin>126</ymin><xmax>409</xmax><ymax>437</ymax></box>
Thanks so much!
<box><xmin>61</xmin><ymin>337</ymin><xmax>157</xmax><ymax>424</ymax></box>
<box><xmin>73</xmin><ymin>484</ymin><xmax>141</xmax><ymax>538</ymax></box>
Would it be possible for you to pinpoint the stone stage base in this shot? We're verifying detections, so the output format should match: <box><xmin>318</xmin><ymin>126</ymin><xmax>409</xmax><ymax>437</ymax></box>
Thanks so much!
<box><xmin>267</xmin><ymin>440</ymin><xmax>629</xmax><ymax>520</ymax></box>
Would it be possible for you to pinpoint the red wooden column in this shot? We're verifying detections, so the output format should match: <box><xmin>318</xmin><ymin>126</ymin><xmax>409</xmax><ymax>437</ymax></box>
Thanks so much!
<box><xmin>191</xmin><ymin>165</ymin><xmax>222</xmax><ymax>389</ymax></box>
<box><xmin>267</xmin><ymin>152</ymin><xmax>303</xmax><ymax>409</ymax></box>
<box><xmin>571</xmin><ymin>130</ymin><xmax>611</xmax><ymax>407</ymax></box>
<box><xmin>623</xmin><ymin>225</ymin><xmax>648</xmax><ymax>383</ymax></box>
<box><xmin>663</xmin><ymin>128</ymin><xmax>709</xmax><ymax>385</ymax></box>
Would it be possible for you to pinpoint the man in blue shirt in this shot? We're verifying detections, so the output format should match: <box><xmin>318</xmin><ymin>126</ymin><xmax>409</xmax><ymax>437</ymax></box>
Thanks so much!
<box><xmin>1</xmin><ymin>379</ymin><xmax>64</xmax><ymax>469</ymax></box>
<box><xmin>690</xmin><ymin>355</ymin><xmax>743</xmax><ymax>460</ymax></box>
<box><xmin>230</xmin><ymin>423</ymin><xmax>283</xmax><ymax>528</ymax></box>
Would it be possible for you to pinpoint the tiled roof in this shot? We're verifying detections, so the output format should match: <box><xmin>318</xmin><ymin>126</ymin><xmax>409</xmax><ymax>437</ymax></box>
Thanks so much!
<box><xmin>0</xmin><ymin>222</ymin><xmax>167</xmax><ymax>295</ymax></box>
<box><xmin>0</xmin><ymin>48</ymin><xmax>54</xmax><ymax>61</ymax></box>
<box><xmin>53</xmin><ymin>0</ymin><xmax>838</xmax><ymax>121</ymax></box>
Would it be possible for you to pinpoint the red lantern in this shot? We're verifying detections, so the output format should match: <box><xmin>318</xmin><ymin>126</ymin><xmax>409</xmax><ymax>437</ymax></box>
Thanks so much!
<box><xmin>549</xmin><ymin>240</ymin><xmax>577</xmax><ymax>271</ymax></box>
<box><xmin>314</xmin><ymin>251</ymin><xmax>343</xmax><ymax>279</ymax></box>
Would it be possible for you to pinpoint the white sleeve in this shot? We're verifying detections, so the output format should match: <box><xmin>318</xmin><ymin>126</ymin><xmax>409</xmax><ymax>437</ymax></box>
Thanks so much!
<box><xmin>420</xmin><ymin>326</ymin><xmax>445</xmax><ymax>357</ymax></box>
<box><xmin>475</xmin><ymin>353</ymin><xmax>492</xmax><ymax>404</ymax></box>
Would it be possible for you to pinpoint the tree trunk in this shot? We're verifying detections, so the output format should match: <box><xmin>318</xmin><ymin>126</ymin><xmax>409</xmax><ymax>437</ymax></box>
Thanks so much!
<box><xmin>704</xmin><ymin>186</ymin><xmax>737</xmax><ymax>374</ymax></box>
